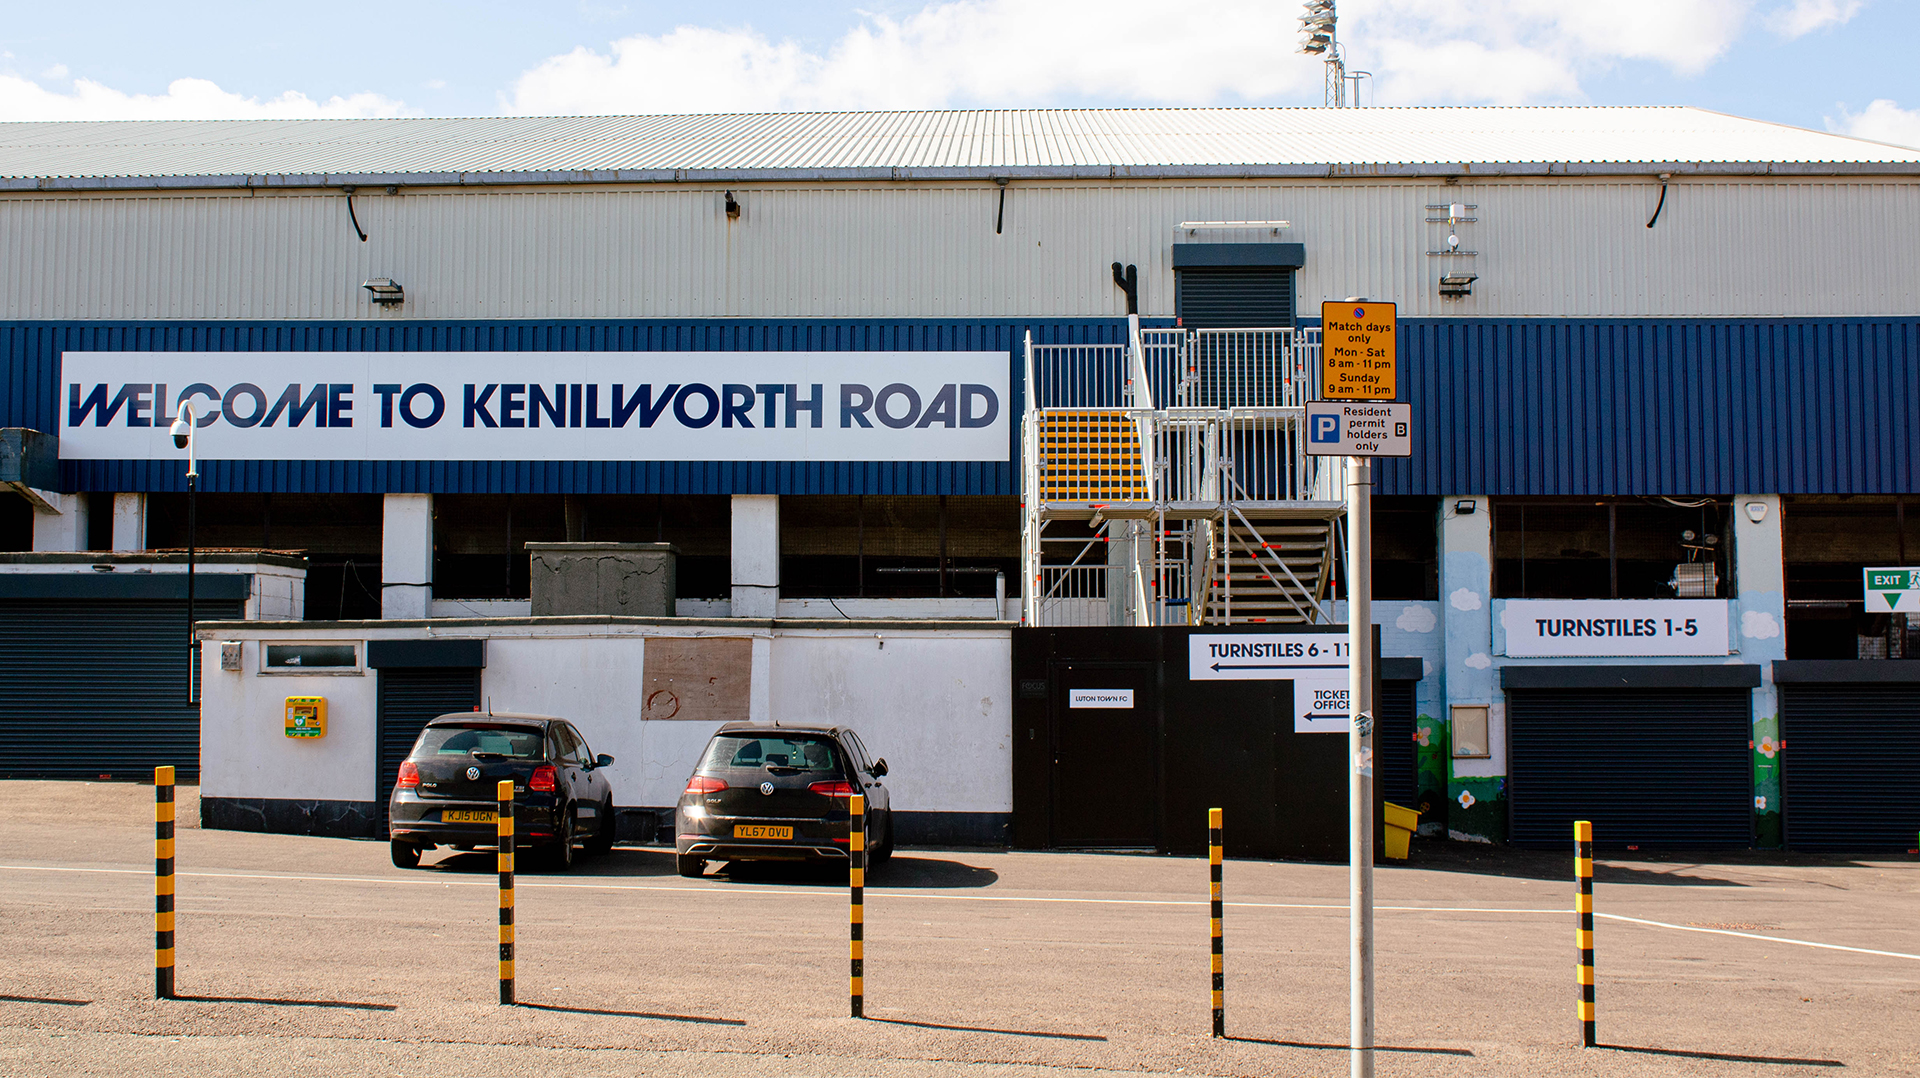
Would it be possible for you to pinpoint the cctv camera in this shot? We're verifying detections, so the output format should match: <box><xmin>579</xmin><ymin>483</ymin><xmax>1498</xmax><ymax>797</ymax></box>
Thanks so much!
<box><xmin>169</xmin><ymin>415</ymin><xmax>191</xmax><ymax>449</ymax></box>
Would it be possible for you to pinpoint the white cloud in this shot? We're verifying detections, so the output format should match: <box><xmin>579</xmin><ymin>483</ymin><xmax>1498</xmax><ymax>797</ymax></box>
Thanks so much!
<box><xmin>1762</xmin><ymin>0</ymin><xmax>1863</xmax><ymax>37</ymax></box>
<box><xmin>1832</xmin><ymin>98</ymin><xmax>1920</xmax><ymax>149</ymax></box>
<box><xmin>1450</xmin><ymin>587</ymin><xmax>1482</xmax><ymax>612</ymax></box>
<box><xmin>1395</xmin><ymin>605</ymin><xmax>1438</xmax><ymax>633</ymax></box>
<box><xmin>505</xmin><ymin>0</ymin><xmax>1793</xmax><ymax>113</ymax></box>
<box><xmin>0</xmin><ymin>74</ymin><xmax>411</xmax><ymax>121</ymax></box>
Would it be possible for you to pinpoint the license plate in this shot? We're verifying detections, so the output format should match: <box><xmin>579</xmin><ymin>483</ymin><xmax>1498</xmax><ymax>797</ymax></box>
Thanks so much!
<box><xmin>734</xmin><ymin>824</ymin><xmax>792</xmax><ymax>840</ymax></box>
<box><xmin>443</xmin><ymin>810</ymin><xmax>496</xmax><ymax>824</ymax></box>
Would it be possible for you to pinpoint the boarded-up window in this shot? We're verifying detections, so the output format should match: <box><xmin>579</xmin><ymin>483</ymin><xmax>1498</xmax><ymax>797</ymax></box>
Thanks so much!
<box><xmin>641</xmin><ymin>637</ymin><xmax>752</xmax><ymax>721</ymax></box>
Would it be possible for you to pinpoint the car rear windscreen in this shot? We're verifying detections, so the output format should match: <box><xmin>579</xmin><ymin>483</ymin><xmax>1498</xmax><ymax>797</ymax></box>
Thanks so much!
<box><xmin>414</xmin><ymin>726</ymin><xmax>544</xmax><ymax>760</ymax></box>
<box><xmin>699</xmin><ymin>735</ymin><xmax>843</xmax><ymax>773</ymax></box>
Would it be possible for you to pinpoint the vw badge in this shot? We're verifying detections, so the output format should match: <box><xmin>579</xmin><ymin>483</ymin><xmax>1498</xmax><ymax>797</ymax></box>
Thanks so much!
<box><xmin>466</xmin><ymin>766</ymin><xmax>481</xmax><ymax>781</ymax></box>
<box><xmin>760</xmin><ymin>781</ymin><xmax>775</xmax><ymax>795</ymax></box>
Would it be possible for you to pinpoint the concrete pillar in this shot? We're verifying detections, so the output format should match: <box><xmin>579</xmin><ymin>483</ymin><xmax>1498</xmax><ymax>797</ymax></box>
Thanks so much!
<box><xmin>731</xmin><ymin>495</ymin><xmax>779</xmax><ymax>619</ymax></box>
<box><xmin>31</xmin><ymin>490</ymin><xmax>88</xmax><ymax>551</ymax></box>
<box><xmin>1439</xmin><ymin>495</ymin><xmax>1502</xmax><ymax>842</ymax></box>
<box><xmin>111</xmin><ymin>493</ymin><xmax>147</xmax><ymax>551</ymax></box>
<box><xmin>382</xmin><ymin>493</ymin><xmax>434</xmax><ymax>619</ymax></box>
<box><xmin>1733</xmin><ymin>494</ymin><xmax>1787</xmax><ymax>846</ymax></box>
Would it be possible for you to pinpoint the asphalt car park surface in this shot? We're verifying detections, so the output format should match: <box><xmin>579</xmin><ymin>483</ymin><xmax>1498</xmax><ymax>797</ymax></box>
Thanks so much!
<box><xmin>0</xmin><ymin>781</ymin><xmax>1916</xmax><ymax>1077</ymax></box>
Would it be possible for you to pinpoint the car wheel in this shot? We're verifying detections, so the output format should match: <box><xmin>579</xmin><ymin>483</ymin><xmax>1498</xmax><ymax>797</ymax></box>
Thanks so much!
<box><xmin>676</xmin><ymin>853</ymin><xmax>706</xmax><ymax>878</ymax></box>
<box><xmin>870</xmin><ymin>816</ymin><xmax>894</xmax><ymax>866</ymax></box>
<box><xmin>390</xmin><ymin>840</ymin><xmax>421</xmax><ymax>869</ymax></box>
<box><xmin>547</xmin><ymin>810</ymin><xmax>576</xmax><ymax>871</ymax></box>
<box><xmin>587</xmin><ymin>800</ymin><xmax>616</xmax><ymax>855</ymax></box>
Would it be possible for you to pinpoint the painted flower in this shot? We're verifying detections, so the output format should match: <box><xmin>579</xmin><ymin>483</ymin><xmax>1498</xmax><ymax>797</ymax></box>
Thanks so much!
<box><xmin>1458</xmin><ymin>790</ymin><xmax>1476</xmax><ymax>810</ymax></box>
<box><xmin>1755</xmin><ymin>795</ymin><xmax>1768</xmax><ymax>811</ymax></box>
<box><xmin>1758</xmin><ymin>736</ymin><xmax>1777</xmax><ymax>759</ymax></box>
<box><xmin>1415</xmin><ymin>726</ymin><xmax>1432</xmax><ymax>747</ymax></box>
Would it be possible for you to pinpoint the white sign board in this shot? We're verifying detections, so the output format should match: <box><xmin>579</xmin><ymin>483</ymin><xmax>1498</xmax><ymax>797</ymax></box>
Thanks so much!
<box><xmin>1501</xmin><ymin>599</ymin><xmax>1730</xmax><ymax>657</ymax></box>
<box><xmin>57</xmin><ymin>352</ymin><xmax>1010</xmax><ymax>463</ymax></box>
<box><xmin>1069</xmin><ymin>689</ymin><xmax>1135</xmax><ymax>709</ymax></box>
<box><xmin>1189</xmin><ymin>633</ymin><xmax>1351</xmax><ymax>734</ymax></box>
<box><xmin>1864</xmin><ymin>567</ymin><xmax>1920</xmax><ymax>613</ymax></box>
<box><xmin>1305</xmin><ymin>401</ymin><xmax>1411</xmax><ymax>457</ymax></box>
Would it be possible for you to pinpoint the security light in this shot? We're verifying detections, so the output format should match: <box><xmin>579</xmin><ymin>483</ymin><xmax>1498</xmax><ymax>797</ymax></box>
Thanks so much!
<box><xmin>1454</xmin><ymin>498</ymin><xmax>1477</xmax><ymax>515</ymax></box>
<box><xmin>361</xmin><ymin>278</ymin><xmax>405</xmax><ymax>305</ymax></box>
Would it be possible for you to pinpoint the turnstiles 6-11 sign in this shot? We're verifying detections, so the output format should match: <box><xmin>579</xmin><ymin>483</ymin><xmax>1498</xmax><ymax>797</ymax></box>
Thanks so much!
<box><xmin>1188</xmin><ymin>633</ymin><xmax>1351</xmax><ymax>734</ymax></box>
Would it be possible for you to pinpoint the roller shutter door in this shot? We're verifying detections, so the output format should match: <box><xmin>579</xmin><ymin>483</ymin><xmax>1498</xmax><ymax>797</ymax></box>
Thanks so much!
<box><xmin>0</xmin><ymin>598</ymin><xmax>242</xmax><ymax>780</ymax></box>
<box><xmin>1508</xmin><ymin>688</ymin><xmax>1751</xmax><ymax>847</ymax></box>
<box><xmin>1780</xmin><ymin>684</ymin><xmax>1920</xmax><ymax>852</ymax></box>
<box><xmin>1175</xmin><ymin>267</ymin><xmax>1295</xmax><ymax>329</ymax></box>
<box><xmin>374</xmin><ymin>668</ymin><xmax>483</xmax><ymax>831</ymax></box>
<box><xmin>1377</xmin><ymin>680</ymin><xmax>1418</xmax><ymax>807</ymax></box>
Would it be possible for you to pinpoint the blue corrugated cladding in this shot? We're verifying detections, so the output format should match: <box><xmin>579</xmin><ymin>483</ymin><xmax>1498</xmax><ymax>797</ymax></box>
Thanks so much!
<box><xmin>2</xmin><ymin>318</ymin><xmax>1131</xmax><ymax>496</ymax></box>
<box><xmin>9</xmin><ymin>316</ymin><xmax>1917</xmax><ymax>496</ymax></box>
<box><xmin>1367</xmin><ymin>317</ymin><xmax>1920</xmax><ymax>496</ymax></box>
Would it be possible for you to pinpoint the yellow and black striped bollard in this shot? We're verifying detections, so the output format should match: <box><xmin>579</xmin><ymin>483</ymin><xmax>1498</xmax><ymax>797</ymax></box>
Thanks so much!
<box><xmin>499</xmin><ymin>779</ymin><xmax>515</xmax><ymax>1006</ymax></box>
<box><xmin>850</xmin><ymin>792</ymin><xmax>865</xmax><ymax>1019</ymax></box>
<box><xmin>155</xmin><ymin>766</ymin><xmax>176</xmax><ymax>1000</ymax></box>
<box><xmin>1209</xmin><ymin>807</ymin><xmax>1225</xmax><ymax>1038</ymax></box>
<box><xmin>1575</xmin><ymin>819</ymin><xmax>1595</xmax><ymax>1048</ymax></box>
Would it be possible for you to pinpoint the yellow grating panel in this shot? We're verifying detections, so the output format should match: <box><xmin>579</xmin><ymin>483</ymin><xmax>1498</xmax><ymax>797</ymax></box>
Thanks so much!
<box><xmin>1037</xmin><ymin>411</ymin><xmax>1148</xmax><ymax>502</ymax></box>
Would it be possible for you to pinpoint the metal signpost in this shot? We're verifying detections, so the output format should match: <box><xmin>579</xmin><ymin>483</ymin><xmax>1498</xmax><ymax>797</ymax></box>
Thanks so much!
<box><xmin>1315</xmin><ymin>299</ymin><xmax>1403</xmax><ymax>1079</ymax></box>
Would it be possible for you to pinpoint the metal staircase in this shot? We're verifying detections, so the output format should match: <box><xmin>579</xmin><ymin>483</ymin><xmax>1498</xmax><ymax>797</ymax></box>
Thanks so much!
<box><xmin>1021</xmin><ymin>321</ymin><xmax>1346</xmax><ymax>627</ymax></box>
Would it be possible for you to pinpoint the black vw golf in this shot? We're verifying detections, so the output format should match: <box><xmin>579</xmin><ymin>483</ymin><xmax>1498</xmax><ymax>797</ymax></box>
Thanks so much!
<box><xmin>674</xmin><ymin>723</ymin><xmax>891</xmax><ymax>877</ymax></box>
<box><xmin>388</xmin><ymin>712</ymin><xmax>616</xmax><ymax>871</ymax></box>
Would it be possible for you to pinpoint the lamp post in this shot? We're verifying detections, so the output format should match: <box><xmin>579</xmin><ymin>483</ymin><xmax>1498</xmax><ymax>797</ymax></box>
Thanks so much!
<box><xmin>168</xmin><ymin>405</ymin><xmax>198</xmax><ymax>704</ymax></box>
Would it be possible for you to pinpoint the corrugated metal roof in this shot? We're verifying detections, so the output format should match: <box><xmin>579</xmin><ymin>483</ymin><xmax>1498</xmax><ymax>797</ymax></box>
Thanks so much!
<box><xmin>1</xmin><ymin>107</ymin><xmax>1916</xmax><ymax>187</ymax></box>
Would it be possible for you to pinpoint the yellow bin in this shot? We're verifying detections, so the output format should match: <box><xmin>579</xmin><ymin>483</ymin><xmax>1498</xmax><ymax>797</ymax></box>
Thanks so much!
<box><xmin>1383</xmin><ymin>801</ymin><xmax>1419</xmax><ymax>860</ymax></box>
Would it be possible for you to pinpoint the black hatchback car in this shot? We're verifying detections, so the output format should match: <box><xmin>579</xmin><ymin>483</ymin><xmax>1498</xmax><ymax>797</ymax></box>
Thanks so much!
<box><xmin>388</xmin><ymin>712</ymin><xmax>616</xmax><ymax>871</ymax></box>
<box><xmin>674</xmin><ymin>723</ymin><xmax>891</xmax><ymax>877</ymax></box>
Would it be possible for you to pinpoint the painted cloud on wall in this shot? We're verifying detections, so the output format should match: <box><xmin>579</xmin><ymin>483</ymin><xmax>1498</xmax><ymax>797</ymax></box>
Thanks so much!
<box><xmin>1395</xmin><ymin>605</ymin><xmax>1438</xmax><ymax>633</ymax></box>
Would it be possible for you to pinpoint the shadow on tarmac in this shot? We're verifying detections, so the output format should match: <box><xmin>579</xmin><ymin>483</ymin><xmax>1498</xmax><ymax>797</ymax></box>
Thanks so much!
<box><xmin>0</xmin><ymin>994</ymin><xmax>90</xmax><ymax>1006</ymax></box>
<box><xmin>867</xmin><ymin>1015</ymin><xmax>1105</xmax><ymax>1041</ymax></box>
<box><xmin>171</xmin><ymin>994</ymin><xmax>395</xmax><ymax>1012</ymax></box>
<box><xmin>515</xmin><ymin>1001</ymin><xmax>745</xmax><ymax>1026</ymax></box>
<box><xmin>1402</xmin><ymin>843</ymin><xmax>1754</xmax><ymax>887</ymax></box>
<box><xmin>1596</xmin><ymin>1043</ymin><xmax>1844</xmax><ymax>1068</ymax></box>
<box><xmin>412</xmin><ymin>846</ymin><xmax>999</xmax><ymax>888</ymax></box>
<box><xmin>1226</xmin><ymin>1037</ymin><xmax>1473</xmax><ymax>1056</ymax></box>
<box><xmin>708</xmin><ymin>855</ymin><xmax>999</xmax><ymax>889</ymax></box>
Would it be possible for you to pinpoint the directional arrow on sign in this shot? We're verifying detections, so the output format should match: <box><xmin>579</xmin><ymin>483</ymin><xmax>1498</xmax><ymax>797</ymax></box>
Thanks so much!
<box><xmin>1209</xmin><ymin>662</ymin><xmax>1349</xmax><ymax>672</ymax></box>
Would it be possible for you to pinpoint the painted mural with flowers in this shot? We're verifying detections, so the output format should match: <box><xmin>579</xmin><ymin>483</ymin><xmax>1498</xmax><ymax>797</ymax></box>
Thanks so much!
<box><xmin>1753</xmin><ymin>712</ymin><xmax>1781</xmax><ymax>847</ymax></box>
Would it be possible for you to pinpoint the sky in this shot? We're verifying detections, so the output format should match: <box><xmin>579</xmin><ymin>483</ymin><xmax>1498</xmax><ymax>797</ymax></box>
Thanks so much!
<box><xmin>2</xmin><ymin>0</ymin><xmax>1919</xmax><ymax>147</ymax></box>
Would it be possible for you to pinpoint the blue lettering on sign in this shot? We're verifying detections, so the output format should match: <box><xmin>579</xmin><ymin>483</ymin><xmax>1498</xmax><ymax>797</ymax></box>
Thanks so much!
<box><xmin>63</xmin><ymin>379</ymin><xmax>1002</xmax><ymax>438</ymax></box>
<box><xmin>1311</xmin><ymin>413</ymin><xmax>1340</xmax><ymax>442</ymax></box>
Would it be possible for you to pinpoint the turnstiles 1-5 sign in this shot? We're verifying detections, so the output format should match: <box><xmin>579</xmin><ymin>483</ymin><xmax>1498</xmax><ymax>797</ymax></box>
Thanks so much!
<box><xmin>1319</xmin><ymin>301</ymin><xmax>1397</xmax><ymax>401</ymax></box>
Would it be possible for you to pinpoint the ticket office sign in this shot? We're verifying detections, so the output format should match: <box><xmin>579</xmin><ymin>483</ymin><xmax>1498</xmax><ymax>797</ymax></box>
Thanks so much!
<box><xmin>1320</xmin><ymin>301</ymin><xmax>1397</xmax><ymax>401</ymax></box>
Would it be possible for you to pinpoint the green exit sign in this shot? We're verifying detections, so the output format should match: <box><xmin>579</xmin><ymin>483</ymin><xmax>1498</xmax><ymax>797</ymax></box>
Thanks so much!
<box><xmin>1863</xmin><ymin>567</ymin><xmax>1920</xmax><ymax>612</ymax></box>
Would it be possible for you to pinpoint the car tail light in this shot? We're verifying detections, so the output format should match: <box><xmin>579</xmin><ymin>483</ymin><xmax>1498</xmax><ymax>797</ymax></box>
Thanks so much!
<box><xmin>809</xmin><ymin>780</ymin><xmax>859</xmax><ymax>797</ymax></box>
<box><xmin>684</xmin><ymin>775</ymin><xmax>728</xmax><ymax>794</ymax></box>
<box><xmin>395</xmin><ymin>761</ymin><xmax>420</xmax><ymax>789</ymax></box>
<box><xmin>529</xmin><ymin>764</ymin><xmax>557</xmax><ymax>793</ymax></box>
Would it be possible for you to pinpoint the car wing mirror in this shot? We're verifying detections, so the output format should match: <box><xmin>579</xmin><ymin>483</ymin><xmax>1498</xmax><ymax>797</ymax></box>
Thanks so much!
<box><xmin>872</xmin><ymin>758</ymin><xmax>888</xmax><ymax>778</ymax></box>
<box><xmin>596</xmin><ymin>753</ymin><xmax>615</xmax><ymax>767</ymax></box>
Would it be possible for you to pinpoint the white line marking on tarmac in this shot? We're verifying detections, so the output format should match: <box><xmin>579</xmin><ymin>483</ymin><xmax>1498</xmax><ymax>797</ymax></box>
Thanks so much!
<box><xmin>6</xmin><ymin>863</ymin><xmax>1917</xmax><ymax>960</ymax></box>
<box><xmin>1594</xmin><ymin>912</ymin><xmax>1920</xmax><ymax>961</ymax></box>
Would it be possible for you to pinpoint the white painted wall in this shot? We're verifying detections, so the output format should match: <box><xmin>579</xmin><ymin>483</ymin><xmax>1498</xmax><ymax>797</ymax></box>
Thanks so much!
<box><xmin>198</xmin><ymin>638</ymin><xmax>380</xmax><ymax>801</ymax></box>
<box><xmin>731</xmin><ymin>495</ymin><xmax>779</xmax><ymax>619</ymax></box>
<box><xmin>769</xmin><ymin>629</ymin><xmax>1012</xmax><ymax>815</ymax></box>
<box><xmin>31</xmin><ymin>490</ymin><xmax>87</xmax><ymax>550</ymax></box>
<box><xmin>110</xmin><ymin>493</ymin><xmax>146</xmax><ymax>550</ymax></box>
<box><xmin>4</xmin><ymin>178</ymin><xmax>1918</xmax><ymax>322</ymax></box>
<box><xmin>381</xmin><ymin>494</ymin><xmax>432</xmax><ymax>619</ymax></box>
<box><xmin>197</xmin><ymin>622</ymin><xmax>1013</xmax><ymax>817</ymax></box>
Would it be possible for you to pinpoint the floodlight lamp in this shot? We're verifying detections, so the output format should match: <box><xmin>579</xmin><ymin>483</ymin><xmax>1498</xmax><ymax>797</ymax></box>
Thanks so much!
<box><xmin>361</xmin><ymin>278</ymin><xmax>405</xmax><ymax>305</ymax></box>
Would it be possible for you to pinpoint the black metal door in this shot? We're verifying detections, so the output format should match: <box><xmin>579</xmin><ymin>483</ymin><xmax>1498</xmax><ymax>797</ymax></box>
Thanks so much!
<box><xmin>375</xmin><ymin>667</ymin><xmax>482</xmax><ymax>830</ymax></box>
<box><xmin>0</xmin><ymin>598</ymin><xmax>241</xmax><ymax>780</ymax></box>
<box><xmin>1780</xmin><ymin>683</ymin><xmax>1920</xmax><ymax>852</ymax></box>
<box><xmin>1049</xmin><ymin>662</ymin><xmax>1158</xmax><ymax>847</ymax></box>
<box><xmin>1377</xmin><ymin>680</ymin><xmax>1418</xmax><ymax>807</ymax></box>
<box><xmin>1507</xmin><ymin>687</ymin><xmax>1751</xmax><ymax>847</ymax></box>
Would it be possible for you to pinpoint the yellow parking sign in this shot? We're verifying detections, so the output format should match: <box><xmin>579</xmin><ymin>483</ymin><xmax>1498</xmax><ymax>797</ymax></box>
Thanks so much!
<box><xmin>1320</xmin><ymin>300</ymin><xmax>1397</xmax><ymax>401</ymax></box>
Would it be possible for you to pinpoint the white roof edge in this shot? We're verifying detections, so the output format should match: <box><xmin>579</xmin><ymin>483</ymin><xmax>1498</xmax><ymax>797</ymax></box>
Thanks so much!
<box><xmin>7</xmin><ymin>160</ymin><xmax>1920</xmax><ymax>192</ymax></box>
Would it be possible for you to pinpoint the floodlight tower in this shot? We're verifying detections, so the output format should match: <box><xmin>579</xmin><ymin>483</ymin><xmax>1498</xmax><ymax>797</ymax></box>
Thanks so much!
<box><xmin>1298</xmin><ymin>0</ymin><xmax>1345</xmax><ymax>107</ymax></box>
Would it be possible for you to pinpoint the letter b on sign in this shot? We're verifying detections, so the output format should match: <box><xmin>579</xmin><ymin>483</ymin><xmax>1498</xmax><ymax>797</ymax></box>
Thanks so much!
<box><xmin>1311</xmin><ymin>414</ymin><xmax>1340</xmax><ymax>443</ymax></box>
